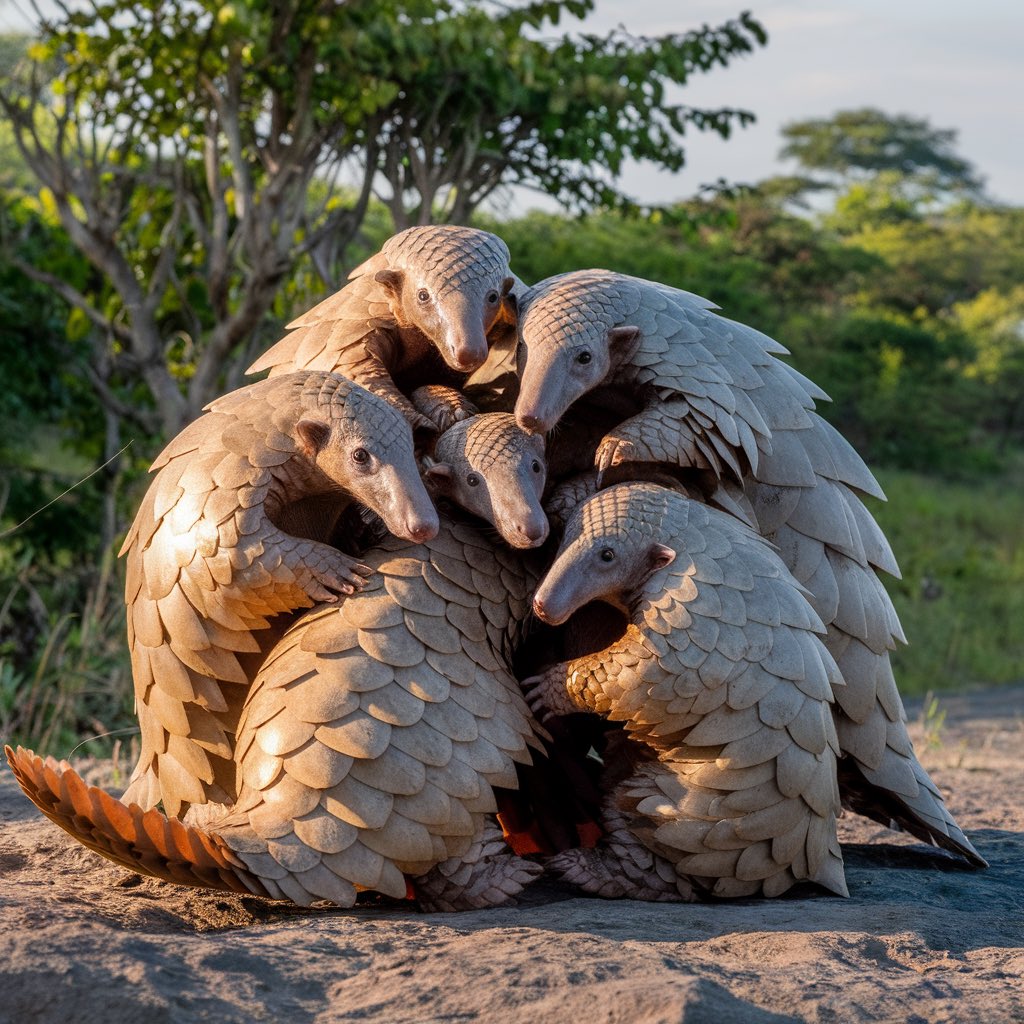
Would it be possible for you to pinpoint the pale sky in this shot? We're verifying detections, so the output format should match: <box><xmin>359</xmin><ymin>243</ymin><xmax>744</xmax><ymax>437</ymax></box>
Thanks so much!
<box><xmin>579</xmin><ymin>0</ymin><xmax>1024</xmax><ymax>205</ymax></box>
<box><xmin>3</xmin><ymin>0</ymin><xmax>1022</xmax><ymax>205</ymax></box>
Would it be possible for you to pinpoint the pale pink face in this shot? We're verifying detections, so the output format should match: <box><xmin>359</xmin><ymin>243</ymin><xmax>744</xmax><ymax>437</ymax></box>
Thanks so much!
<box><xmin>532</xmin><ymin>487</ymin><xmax>675</xmax><ymax>625</ymax></box>
<box><xmin>428</xmin><ymin>414</ymin><xmax>549</xmax><ymax>549</ymax></box>
<box><xmin>297</xmin><ymin>390</ymin><xmax>439</xmax><ymax>544</ymax></box>
<box><xmin>514</xmin><ymin>273</ymin><xmax>641</xmax><ymax>435</ymax></box>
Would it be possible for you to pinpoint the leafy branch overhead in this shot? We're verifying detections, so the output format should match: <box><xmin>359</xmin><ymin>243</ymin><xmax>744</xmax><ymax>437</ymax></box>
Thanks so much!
<box><xmin>0</xmin><ymin>0</ymin><xmax>766</xmax><ymax>437</ymax></box>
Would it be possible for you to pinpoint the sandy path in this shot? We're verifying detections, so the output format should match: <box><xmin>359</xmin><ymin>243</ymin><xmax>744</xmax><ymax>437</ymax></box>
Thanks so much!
<box><xmin>2</xmin><ymin>688</ymin><xmax>1022</xmax><ymax>1024</ymax></box>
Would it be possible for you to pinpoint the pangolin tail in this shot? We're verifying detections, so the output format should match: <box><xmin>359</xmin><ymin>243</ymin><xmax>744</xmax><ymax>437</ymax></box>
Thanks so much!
<box><xmin>5</xmin><ymin>746</ymin><xmax>271</xmax><ymax>896</ymax></box>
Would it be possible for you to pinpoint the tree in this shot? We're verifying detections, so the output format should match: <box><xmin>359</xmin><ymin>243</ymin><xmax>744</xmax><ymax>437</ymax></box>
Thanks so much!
<box><xmin>954</xmin><ymin>286</ymin><xmax>1024</xmax><ymax>450</ymax></box>
<box><xmin>779</xmin><ymin>108</ymin><xmax>984</xmax><ymax>195</ymax></box>
<box><xmin>370</xmin><ymin>5</ymin><xmax>767</xmax><ymax>227</ymax></box>
<box><xmin>1</xmin><ymin>0</ymin><xmax>766</xmax><ymax>440</ymax></box>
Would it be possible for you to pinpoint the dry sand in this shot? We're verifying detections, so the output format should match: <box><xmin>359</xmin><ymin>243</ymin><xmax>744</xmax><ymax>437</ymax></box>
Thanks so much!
<box><xmin>1</xmin><ymin>688</ymin><xmax>1022</xmax><ymax>1024</ymax></box>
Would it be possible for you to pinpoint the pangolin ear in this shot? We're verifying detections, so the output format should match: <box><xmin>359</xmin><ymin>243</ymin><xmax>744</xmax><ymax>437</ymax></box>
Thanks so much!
<box><xmin>648</xmin><ymin>543</ymin><xmax>676</xmax><ymax>572</ymax></box>
<box><xmin>374</xmin><ymin>268</ymin><xmax>405</xmax><ymax>300</ymax></box>
<box><xmin>425</xmin><ymin>464</ymin><xmax>454</xmax><ymax>490</ymax></box>
<box><xmin>295</xmin><ymin>419</ymin><xmax>331</xmax><ymax>458</ymax></box>
<box><xmin>607</xmin><ymin>325</ymin><xmax>640</xmax><ymax>349</ymax></box>
<box><xmin>501</xmin><ymin>276</ymin><xmax>515</xmax><ymax>297</ymax></box>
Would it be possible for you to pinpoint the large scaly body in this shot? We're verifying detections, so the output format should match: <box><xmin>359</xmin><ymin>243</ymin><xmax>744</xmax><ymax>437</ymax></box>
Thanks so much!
<box><xmin>528</xmin><ymin>483</ymin><xmax>849</xmax><ymax>899</ymax></box>
<box><xmin>121</xmin><ymin>372</ymin><xmax>437</xmax><ymax>817</ymax></box>
<box><xmin>516</xmin><ymin>271</ymin><xmax>983</xmax><ymax>866</ymax></box>
<box><xmin>9</xmin><ymin>514</ymin><xmax>545</xmax><ymax>909</ymax></box>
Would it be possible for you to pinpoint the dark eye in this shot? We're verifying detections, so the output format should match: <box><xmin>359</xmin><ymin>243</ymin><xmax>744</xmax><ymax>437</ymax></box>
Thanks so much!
<box><xmin>486</xmin><ymin>290</ymin><xmax>499</xmax><ymax>304</ymax></box>
<box><xmin>531</xmin><ymin>460</ymin><xmax>541</xmax><ymax>473</ymax></box>
<box><xmin>352</xmin><ymin>448</ymin><xmax>369</xmax><ymax>464</ymax></box>
<box><xmin>466</xmin><ymin>472</ymin><xmax>481</xmax><ymax>487</ymax></box>
<box><xmin>599</xmin><ymin>547</ymin><xmax>615</xmax><ymax>563</ymax></box>
<box><xmin>417</xmin><ymin>288</ymin><xmax>430</xmax><ymax>303</ymax></box>
<box><xmin>576</xmin><ymin>351</ymin><xmax>592</xmax><ymax>365</ymax></box>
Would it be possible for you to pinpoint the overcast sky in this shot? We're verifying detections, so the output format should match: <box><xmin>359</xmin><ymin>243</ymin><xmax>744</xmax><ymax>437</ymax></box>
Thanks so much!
<box><xmin>2</xmin><ymin>0</ymin><xmax>1021</xmax><ymax>205</ymax></box>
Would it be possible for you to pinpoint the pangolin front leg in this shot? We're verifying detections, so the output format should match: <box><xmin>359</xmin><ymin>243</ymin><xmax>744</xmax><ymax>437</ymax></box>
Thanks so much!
<box><xmin>411</xmin><ymin>385</ymin><xmax>479</xmax><ymax>435</ymax></box>
<box><xmin>520</xmin><ymin>661</ymin><xmax>587</xmax><ymax>721</ymax></box>
<box><xmin>522</xmin><ymin>624</ymin><xmax>666</xmax><ymax>727</ymax></box>
<box><xmin>595</xmin><ymin>400</ymin><xmax>724</xmax><ymax>478</ymax></box>
<box><xmin>264</xmin><ymin>528</ymin><xmax>373</xmax><ymax>601</ymax></box>
<box><xmin>411</xmin><ymin>823</ymin><xmax>543</xmax><ymax>912</ymax></box>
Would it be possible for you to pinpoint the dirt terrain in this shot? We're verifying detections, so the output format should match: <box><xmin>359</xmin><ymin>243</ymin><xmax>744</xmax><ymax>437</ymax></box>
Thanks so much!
<box><xmin>2</xmin><ymin>688</ymin><xmax>1022</xmax><ymax>1024</ymax></box>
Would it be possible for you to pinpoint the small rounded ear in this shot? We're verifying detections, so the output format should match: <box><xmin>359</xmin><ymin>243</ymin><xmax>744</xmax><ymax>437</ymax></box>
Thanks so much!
<box><xmin>648</xmin><ymin>543</ymin><xmax>676</xmax><ymax>572</ymax></box>
<box><xmin>425</xmin><ymin>464</ymin><xmax>455</xmax><ymax>490</ymax></box>
<box><xmin>295</xmin><ymin>419</ymin><xmax>331</xmax><ymax>458</ymax></box>
<box><xmin>501</xmin><ymin>276</ymin><xmax>515</xmax><ymax>296</ymax></box>
<box><xmin>374</xmin><ymin>268</ymin><xmax>404</xmax><ymax>299</ymax></box>
<box><xmin>607</xmin><ymin>325</ymin><xmax>641</xmax><ymax>348</ymax></box>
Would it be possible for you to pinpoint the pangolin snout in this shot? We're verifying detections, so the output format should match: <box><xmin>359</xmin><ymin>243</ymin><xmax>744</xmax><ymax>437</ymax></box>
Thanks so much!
<box><xmin>516</xmin><ymin>411</ymin><xmax>548</xmax><ymax>435</ymax></box>
<box><xmin>447</xmin><ymin>331</ymin><xmax>489</xmax><ymax>373</ymax></box>
<box><xmin>508</xmin><ymin>518</ymin><xmax>548</xmax><ymax>549</ymax></box>
<box><xmin>404</xmin><ymin>509</ymin><xmax>440</xmax><ymax>543</ymax></box>
<box><xmin>406</xmin><ymin>520</ymin><xmax>439</xmax><ymax>543</ymax></box>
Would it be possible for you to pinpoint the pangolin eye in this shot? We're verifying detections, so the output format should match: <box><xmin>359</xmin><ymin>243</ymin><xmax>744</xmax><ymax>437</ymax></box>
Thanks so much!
<box><xmin>352</xmin><ymin>448</ymin><xmax>369</xmax><ymax>464</ymax></box>
<box><xmin>486</xmin><ymin>290</ymin><xmax>499</xmax><ymax>304</ymax></box>
<box><xmin>417</xmin><ymin>288</ymin><xmax>430</xmax><ymax>303</ymax></box>
<box><xmin>531</xmin><ymin>460</ymin><xmax>541</xmax><ymax>473</ymax></box>
<box><xmin>466</xmin><ymin>472</ymin><xmax>481</xmax><ymax>487</ymax></box>
<box><xmin>576</xmin><ymin>350</ymin><xmax>592</xmax><ymax>365</ymax></box>
<box><xmin>599</xmin><ymin>547</ymin><xmax>615</xmax><ymax>563</ymax></box>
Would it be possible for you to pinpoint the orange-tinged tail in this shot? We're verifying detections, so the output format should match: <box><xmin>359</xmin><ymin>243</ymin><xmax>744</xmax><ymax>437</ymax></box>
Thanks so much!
<box><xmin>5</xmin><ymin>746</ymin><xmax>270</xmax><ymax>897</ymax></box>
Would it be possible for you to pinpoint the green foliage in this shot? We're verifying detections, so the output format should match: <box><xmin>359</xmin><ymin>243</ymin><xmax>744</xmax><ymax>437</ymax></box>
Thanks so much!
<box><xmin>0</xmin><ymin>552</ymin><xmax>133</xmax><ymax>756</ymax></box>
<box><xmin>368</xmin><ymin>3</ymin><xmax>766</xmax><ymax>217</ymax></box>
<box><xmin>871</xmin><ymin>468</ymin><xmax>1024</xmax><ymax>695</ymax></box>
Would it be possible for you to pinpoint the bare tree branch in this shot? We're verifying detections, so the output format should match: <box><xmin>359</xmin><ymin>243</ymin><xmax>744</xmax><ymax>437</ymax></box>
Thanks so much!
<box><xmin>11</xmin><ymin>257</ymin><xmax>132</xmax><ymax>343</ymax></box>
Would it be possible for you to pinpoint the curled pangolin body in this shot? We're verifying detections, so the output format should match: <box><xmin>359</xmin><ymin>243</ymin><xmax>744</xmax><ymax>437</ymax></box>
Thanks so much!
<box><xmin>516</xmin><ymin>271</ymin><xmax>983</xmax><ymax>866</ymax></box>
<box><xmin>529</xmin><ymin>483</ymin><xmax>848</xmax><ymax>898</ymax></box>
<box><xmin>121</xmin><ymin>371</ymin><xmax>435</xmax><ymax>818</ymax></box>
<box><xmin>10</xmin><ymin>514</ymin><xmax>546</xmax><ymax>908</ymax></box>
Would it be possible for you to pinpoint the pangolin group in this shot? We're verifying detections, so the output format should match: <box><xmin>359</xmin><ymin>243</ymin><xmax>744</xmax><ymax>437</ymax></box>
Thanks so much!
<box><xmin>8</xmin><ymin>228</ymin><xmax>985</xmax><ymax>913</ymax></box>
<box><xmin>515</xmin><ymin>269</ymin><xmax>983</xmax><ymax>867</ymax></box>
<box><xmin>248</xmin><ymin>225</ymin><xmax>520</xmax><ymax>433</ymax></box>
<box><xmin>120</xmin><ymin>371</ymin><xmax>438</xmax><ymax>817</ymax></box>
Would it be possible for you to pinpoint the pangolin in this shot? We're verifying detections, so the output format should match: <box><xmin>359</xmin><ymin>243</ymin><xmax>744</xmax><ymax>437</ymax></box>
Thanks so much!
<box><xmin>425</xmin><ymin>413</ymin><xmax>549</xmax><ymax>550</ymax></box>
<box><xmin>8</xmin><ymin>511</ymin><xmax>548</xmax><ymax>910</ymax></box>
<box><xmin>121</xmin><ymin>371</ymin><xmax>439</xmax><ymax>817</ymax></box>
<box><xmin>524</xmin><ymin>482</ymin><xmax>848</xmax><ymax>899</ymax></box>
<box><xmin>248</xmin><ymin>225</ymin><xmax>520</xmax><ymax>432</ymax></box>
<box><xmin>514</xmin><ymin>270</ymin><xmax>984</xmax><ymax>866</ymax></box>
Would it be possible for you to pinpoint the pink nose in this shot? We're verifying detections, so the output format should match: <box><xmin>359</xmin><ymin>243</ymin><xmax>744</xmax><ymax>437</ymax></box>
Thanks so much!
<box><xmin>519</xmin><ymin>520</ymin><xmax>548</xmax><ymax>544</ymax></box>
<box><xmin>517</xmin><ymin>413</ymin><xmax>545</xmax><ymax>434</ymax></box>
<box><xmin>406</xmin><ymin>517</ymin><xmax>439</xmax><ymax>543</ymax></box>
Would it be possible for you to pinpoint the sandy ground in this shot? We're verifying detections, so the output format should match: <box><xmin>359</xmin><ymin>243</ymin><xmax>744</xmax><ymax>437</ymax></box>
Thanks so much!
<box><xmin>1</xmin><ymin>688</ymin><xmax>1022</xmax><ymax>1024</ymax></box>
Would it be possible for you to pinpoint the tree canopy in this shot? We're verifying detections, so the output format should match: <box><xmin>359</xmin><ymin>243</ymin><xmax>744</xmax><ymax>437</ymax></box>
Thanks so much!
<box><xmin>780</xmin><ymin>108</ymin><xmax>984</xmax><ymax>195</ymax></box>
<box><xmin>0</xmin><ymin>0</ymin><xmax>766</xmax><ymax>436</ymax></box>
